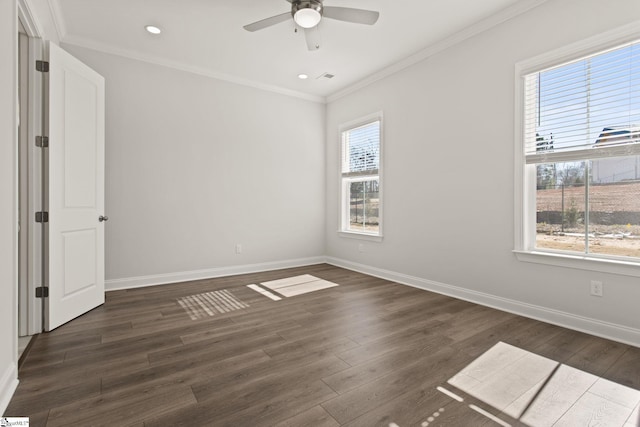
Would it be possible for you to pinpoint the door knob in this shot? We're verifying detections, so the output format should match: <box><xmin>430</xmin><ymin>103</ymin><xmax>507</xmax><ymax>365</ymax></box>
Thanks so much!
<box><xmin>99</xmin><ymin>215</ymin><xmax>109</xmax><ymax>222</ymax></box>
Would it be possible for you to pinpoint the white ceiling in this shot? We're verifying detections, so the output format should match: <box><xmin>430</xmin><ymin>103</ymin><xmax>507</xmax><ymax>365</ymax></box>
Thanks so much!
<box><xmin>49</xmin><ymin>0</ymin><xmax>537</xmax><ymax>101</ymax></box>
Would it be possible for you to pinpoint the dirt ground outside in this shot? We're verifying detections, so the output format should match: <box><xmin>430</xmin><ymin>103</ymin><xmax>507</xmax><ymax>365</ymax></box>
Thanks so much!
<box><xmin>536</xmin><ymin>181</ymin><xmax>640</xmax><ymax>258</ymax></box>
<box><xmin>536</xmin><ymin>233</ymin><xmax>640</xmax><ymax>258</ymax></box>
<box><xmin>349</xmin><ymin>222</ymin><xmax>380</xmax><ymax>233</ymax></box>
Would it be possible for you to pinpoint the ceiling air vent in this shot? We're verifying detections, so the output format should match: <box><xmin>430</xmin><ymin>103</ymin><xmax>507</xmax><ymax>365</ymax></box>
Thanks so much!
<box><xmin>317</xmin><ymin>72</ymin><xmax>335</xmax><ymax>80</ymax></box>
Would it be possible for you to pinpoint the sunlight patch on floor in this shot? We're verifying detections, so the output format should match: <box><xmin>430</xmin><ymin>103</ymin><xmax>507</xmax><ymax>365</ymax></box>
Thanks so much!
<box><xmin>177</xmin><ymin>289</ymin><xmax>249</xmax><ymax>320</ymax></box>
<box><xmin>260</xmin><ymin>274</ymin><xmax>339</xmax><ymax>297</ymax></box>
<box><xmin>246</xmin><ymin>284</ymin><xmax>282</xmax><ymax>301</ymax></box>
<box><xmin>447</xmin><ymin>341</ymin><xmax>640</xmax><ymax>427</ymax></box>
<box><xmin>391</xmin><ymin>342</ymin><xmax>639</xmax><ymax>427</ymax></box>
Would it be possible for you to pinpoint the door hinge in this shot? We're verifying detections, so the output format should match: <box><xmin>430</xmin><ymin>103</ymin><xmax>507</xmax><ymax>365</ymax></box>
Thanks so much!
<box><xmin>36</xmin><ymin>136</ymin><xmax>49</xmax><ymax>148</ymax></box>
<box><xmin>35</xmin><ymin>287</ymin><xmax>49</xmax><ymax>298</ymax></box>
<box><xmin>35</xmin><ymin>211</ymin><xmax>49</xmax><ymax>223</ymax></box>
<box><xmin>36</xmin><ymin>60</ymin><xmax>49</xmax><ymax>72</ymax></box>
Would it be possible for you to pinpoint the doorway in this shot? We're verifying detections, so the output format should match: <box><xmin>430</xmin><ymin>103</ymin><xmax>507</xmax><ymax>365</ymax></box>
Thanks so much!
<box><xmin>15</xmin><ymin>6</ymin><xmax>107</xmax><ymax>354</ymax></box>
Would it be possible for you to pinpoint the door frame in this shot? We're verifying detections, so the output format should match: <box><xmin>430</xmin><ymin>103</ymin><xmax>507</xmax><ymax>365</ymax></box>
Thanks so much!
<box><xmin>17</xmin><ymin>0</ymin><xmax>107</xmax><ymax>334</ymax></box>
<box><xmin>17</xmin><ymin>0</ymin><xmax>44</xmax><ymax>336</ymax></box>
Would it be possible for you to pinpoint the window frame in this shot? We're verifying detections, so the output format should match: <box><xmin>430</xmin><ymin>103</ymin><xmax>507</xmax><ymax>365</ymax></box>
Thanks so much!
<box><xmin>514</xmin><ymin>22</ymin><xmax>640</xmax><ymax>277</ymax></box>
<box><xmin>338</xmin><ymin>112</ymin><xmax>384</xmax><ymax>241</ymax></box>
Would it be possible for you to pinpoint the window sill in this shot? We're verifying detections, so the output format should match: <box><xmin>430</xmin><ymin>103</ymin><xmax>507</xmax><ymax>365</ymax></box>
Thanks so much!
<box><xmin>513</xmin><ymin>249</ymin><xmax>640</xmax><ymax>278</ymax></box>
<box><xmin>338</xmin><ymin>231</ymin><xmax>383</xmax><ymax>242</ymax></box>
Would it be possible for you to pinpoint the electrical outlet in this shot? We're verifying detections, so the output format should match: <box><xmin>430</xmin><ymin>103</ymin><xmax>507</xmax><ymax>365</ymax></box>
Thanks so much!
<box><xmin>235</xmin><ymin>244</ymin><xmax>242</xmax><ymax>254</ymax></box>
<box><xmin>590</xmin><ymin>280</ymin><xmax>603</xmax><ymax>297</ymax></box>
<box><xmin>358</xmin><ymin>243</ymin><xmax>365</xmax><ymax>253</ymax></box>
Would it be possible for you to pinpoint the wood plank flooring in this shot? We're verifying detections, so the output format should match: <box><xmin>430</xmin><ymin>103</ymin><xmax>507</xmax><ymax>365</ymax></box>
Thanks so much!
<box><xmin>4</xmin><ymin>264</ymin><xmax>640</xmax><ymax>426</ymax></box>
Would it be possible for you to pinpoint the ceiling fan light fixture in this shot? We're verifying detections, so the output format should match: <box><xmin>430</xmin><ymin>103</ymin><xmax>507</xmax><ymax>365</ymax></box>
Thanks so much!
<box><xmin>294</xmin><ymin>8</ymin><xmax>321</xmax><ymax>29</ymax></box>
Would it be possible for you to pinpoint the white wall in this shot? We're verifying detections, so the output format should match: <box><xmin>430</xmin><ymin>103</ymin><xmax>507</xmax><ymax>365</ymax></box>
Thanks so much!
<box><xmin>326</xmin><ymin>0</ymin><xmax>640</xmax><ymax>345</ymax></box>
<box><xmin>0</xmin><ymin>0</ymin><xmax>19</xmax><ymax>415</ymax></box>
<box><xmin>61</xmin><ymin>45</ymin><xmax>326</xmax><ymax>285</ymax></box>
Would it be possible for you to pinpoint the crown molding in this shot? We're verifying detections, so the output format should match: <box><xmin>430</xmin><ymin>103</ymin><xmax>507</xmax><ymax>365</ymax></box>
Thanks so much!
<box><xmin>326</xmin><ymin>0</ymin><xmax>551</xmax><ymax>103</ymax></box>
<box><xmin>40</xmin><ymin>0</ymin><xmax>326</xmax><ymax>103</ymax></box>
<box><xmin>60</xmin><ymin>35</ymin><xmax>326</xmax><ymax>104</ymax></box>
<box><xmin>34</xmin><ymin>0</ymin><xmax>551</xmax><ymax>106</ymax></box>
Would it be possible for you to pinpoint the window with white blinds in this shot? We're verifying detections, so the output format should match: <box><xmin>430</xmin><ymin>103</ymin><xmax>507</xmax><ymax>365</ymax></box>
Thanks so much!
<box><xmin>516</xmin><ymin>33</ymin><xmax>640</xmax><ymax>267</ymax></box>
<box><xmin>342</xmin><ymin>121</ymin><xmax>380</xmax><ymax>176</ymax></box>
<box><xmin>524</xmin><ymin>41</ymin><xmax>640</xmax><ymax>164</ymax></box>
<box><xmin>340</xmin><ymin>117</ymin><xmax>382</xmax><ymax>237</ymax></box>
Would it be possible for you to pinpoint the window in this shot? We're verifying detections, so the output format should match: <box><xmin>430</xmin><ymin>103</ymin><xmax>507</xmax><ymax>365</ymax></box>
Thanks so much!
<box><xmin>340</xmin><ymin>115</ymin><xmax>382</xmax><ymax>239</ymax></box>
<box><xmin>516</xmin><ymin>31</ymin><xmax>640</xmax><ymax>272</ymax></box>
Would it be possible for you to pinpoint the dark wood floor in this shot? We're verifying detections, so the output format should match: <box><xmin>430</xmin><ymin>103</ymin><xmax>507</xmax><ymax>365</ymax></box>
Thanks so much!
<box><xmin>5</xmin><ymin>264</ymin><xmax>640</xmax><ymax>426</ymax></box>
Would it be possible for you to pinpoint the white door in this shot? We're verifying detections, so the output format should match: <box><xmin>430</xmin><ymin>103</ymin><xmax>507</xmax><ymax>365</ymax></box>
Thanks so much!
<box><xmin>46</xmin><ymin>42</ymin><xmax>105</xmax><ymax>331</ymax></box>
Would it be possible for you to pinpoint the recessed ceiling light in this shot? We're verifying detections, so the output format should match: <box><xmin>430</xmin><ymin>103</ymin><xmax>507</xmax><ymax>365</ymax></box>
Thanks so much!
<box><xmin>145</xmin><ymin>25</ymin><xmax>162</xmax><ymax>35</ymax></box>
<box><xmin>298</xmin><ymin>74</ymin><xmax>309</xmax><ymax>80</ymax></box>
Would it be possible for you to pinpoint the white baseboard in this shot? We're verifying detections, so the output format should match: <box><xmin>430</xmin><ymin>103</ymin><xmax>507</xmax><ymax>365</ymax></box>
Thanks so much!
<box><xmin>0</xmin><ymin>362</ymin><xmax>18</xmax><ymax>416</ymax></box>
<box><xmin>104</xmin><ymin>254</ymin><xmax>640</xmax><ymax>347</ymax></box>
<box><xmin>326</xmin><ymin>257</ymin><xmax>640</xmax><ymax>348</ymax></box>
<box><xmin>105</xmin><ymin>256</ymin><xmax>327</xmax><ymax>291</ymax></box>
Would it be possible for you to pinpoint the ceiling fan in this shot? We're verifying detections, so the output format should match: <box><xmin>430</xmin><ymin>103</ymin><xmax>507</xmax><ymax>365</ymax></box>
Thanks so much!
<box><xmin>243</xmin><ymin>0</ymin><xmax>380</xmax><ymax>51</ymax></box>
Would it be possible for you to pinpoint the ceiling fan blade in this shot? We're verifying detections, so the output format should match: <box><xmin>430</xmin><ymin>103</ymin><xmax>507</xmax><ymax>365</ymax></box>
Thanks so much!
<box><xmin>322</xmin><ymin>6</ymin><xmax>379</xmax><ymax>25</ymax></box>
<box><xmin>243</xmin><ymin>12</ymin><xmax>291</xmax><ymax>32</ymax></box>
<box><xmin>304</xmin><ymin>27</ymin><xmax>321</xmax><ymax>51</ymax></box>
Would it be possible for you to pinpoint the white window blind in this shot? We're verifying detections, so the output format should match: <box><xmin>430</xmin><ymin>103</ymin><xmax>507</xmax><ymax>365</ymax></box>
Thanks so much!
<box><xmin>524</xmin><ymin>41</ymin><xmax>640</xmax><ymax>164</ymax></box>
<box><xmin>342</xmin><ymin>121</ymin><xmax>380</xmax><ymax>177</ymax></box>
